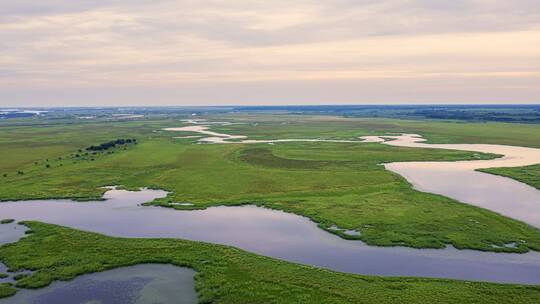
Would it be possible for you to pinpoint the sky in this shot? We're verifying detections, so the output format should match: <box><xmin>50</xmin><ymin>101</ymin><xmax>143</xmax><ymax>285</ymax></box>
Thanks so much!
<box><xmin>1</xmin><ymin>0</ymin><xmax>539</xmax><ymax>107</ymax></box>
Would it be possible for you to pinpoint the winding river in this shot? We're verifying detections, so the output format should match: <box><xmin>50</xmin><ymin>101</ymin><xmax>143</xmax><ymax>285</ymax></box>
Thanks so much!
<box><xmin>0</xmin><ymin>188</ymin><xmax>539</xmax><ymax>284</ymax></box>
<box><xmin>366</xmin><ymin>134</ymin><xmax>540</xmax><ymax>228</ymax></box>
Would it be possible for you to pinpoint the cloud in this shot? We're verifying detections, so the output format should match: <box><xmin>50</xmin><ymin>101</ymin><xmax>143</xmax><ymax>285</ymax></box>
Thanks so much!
<box><xmin>0</xmin><ymin>0</ymin><xmax>539</xmax><ymax>105</ymax></box>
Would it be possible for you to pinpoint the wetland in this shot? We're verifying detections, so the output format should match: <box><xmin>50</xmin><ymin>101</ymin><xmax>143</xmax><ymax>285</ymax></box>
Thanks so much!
<box><xmin>1</xmin><ymin>113</ymin><xmax>540</xmax><ymax>303</ymax></box>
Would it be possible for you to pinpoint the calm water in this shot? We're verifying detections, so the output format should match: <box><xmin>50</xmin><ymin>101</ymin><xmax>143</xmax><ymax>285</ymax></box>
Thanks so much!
<box><xmin>0</xmin><ymin>189</ymin><xmax>539</xmax><ymax>284</ymax></box>
<box><xmin>374</xmin><ymin>134</ymin><xmax>540</xmax><ymax>228</ymax></box>
<box><xmin>0</xmin><ymin>264</ymin><xmax>196</xmax><ymax>304</ymax></box>
<box><xmin>0</xmin><ymin>221</ymin><xmax>27</xmax><ymax>245</ymax></box>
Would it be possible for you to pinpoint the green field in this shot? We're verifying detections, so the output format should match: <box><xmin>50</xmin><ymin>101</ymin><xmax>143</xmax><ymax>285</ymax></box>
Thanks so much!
<box><xmin>0</xmin><ymin>222</ymin><xmax>539</xmax><ymax>303</ymax></box>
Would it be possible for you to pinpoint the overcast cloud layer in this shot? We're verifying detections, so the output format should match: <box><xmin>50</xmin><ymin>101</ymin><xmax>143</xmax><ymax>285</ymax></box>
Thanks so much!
<box><xmin>1</xmin><ymin>0</ymin><xmax>539</xmax><ymax>106</ymax></box>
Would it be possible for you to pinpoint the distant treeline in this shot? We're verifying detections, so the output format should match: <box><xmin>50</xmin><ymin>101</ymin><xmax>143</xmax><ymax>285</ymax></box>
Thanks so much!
<box><xmin>86</xmin><ymin>138</ymin><xmax>137</xmax><ymax>151</ymax></box>
<box><xmin>410</xmin><ymin>109</ymin><xmax>540</xmax><ymax>123</ymax></box>
<box><xmin>232</xmin><ymin>105</ymin><xmax>540</xmax><ymax>124</ymax></box>
<box><xmin>0</xmin><ymin>112</ymin><xmax>36</xmax><ymax>119</ymax></box>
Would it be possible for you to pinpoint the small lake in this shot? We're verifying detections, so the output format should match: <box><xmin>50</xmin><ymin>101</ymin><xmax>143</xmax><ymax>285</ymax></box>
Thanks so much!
<box><xmin>1</xmin><ymin>189</ymin><xmax>540</xmax><ymax>285</ymax></box>
<box><xmin>0</xmin><ymin>264</ymin><xmax>196</xmax><ymax>304</ymax></box>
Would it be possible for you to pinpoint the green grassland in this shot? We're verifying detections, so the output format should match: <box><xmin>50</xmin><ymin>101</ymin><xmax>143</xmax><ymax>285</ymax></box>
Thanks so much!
<box><xmin>1</xmin><ymin>115</ymin><xmax>539</xmax><ymax>172</ymax></box>
<box><xmin>1</xmin><ymin>117</ymin><xmax>539</xmax><ymax>252</ymax></box>
<box><xmin>0</xmin><ymin>119</ymin><xmax>185</xmax><ymax>172</ymax></box>
<box><xmin>0</xmin><ymin>222</ymin><xmax>539</xmax><ymax>303</ymax></box>
<box><xmin>480</xmin><ymin>164</ymin><xmax>540</xmax><ymax>190</ymax></box>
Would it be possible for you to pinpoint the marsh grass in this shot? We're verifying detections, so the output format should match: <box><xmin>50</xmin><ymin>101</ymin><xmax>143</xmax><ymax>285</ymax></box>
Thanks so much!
<box><xmin>480</xmin><ymin>164</ymin><xmax>540</xmax><ymax>190</ymax></box>
<box><xmin>0</xmin><ymin>284</ymin><xmax>16</xmax><ymax>299</ymax></box>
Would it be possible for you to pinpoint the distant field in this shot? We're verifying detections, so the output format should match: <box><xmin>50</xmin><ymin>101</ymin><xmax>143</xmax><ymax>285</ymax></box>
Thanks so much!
<box><xmin>211</xmin><ymin>115</ymin><xmax>540</xmax><ymax>147</ymax></box>
<box><xmin>1</xmin><ymin>116</ymin><xmax>539</xmax><ymax>174</ymax></box>
<box><xmin>1</xmin><ymin>116</ymin><xmax>539</xmax><ymax>252</ymax></box>
<box><xmin>0</xmin><ymin>222</ymin><xmax>538</xmax><ymax>303</ymax></box>
<box><xmin>0</xmin><ymin>120</ymin><xmax>174</xmax><ymax>171</ymax></box>
<box><xmin>231</xmin><ymin>104</ymin><xmax>540</xmax><ymax>124</ymax></box>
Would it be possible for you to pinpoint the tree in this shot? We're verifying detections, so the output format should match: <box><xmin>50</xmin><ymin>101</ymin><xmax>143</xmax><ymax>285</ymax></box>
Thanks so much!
<box><xmin>85</xmin><ymin>138</ymin><xmax>137</xmax><ymax>152</ymax></box>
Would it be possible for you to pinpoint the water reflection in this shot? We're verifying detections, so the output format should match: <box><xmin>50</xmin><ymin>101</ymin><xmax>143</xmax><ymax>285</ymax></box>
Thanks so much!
<box><xmin>0</xmin><ymin>222</ymin><xmax>27</xmax><ymax>245</ymax></box>
<box><xmin>370</xmin><ymin>134</ymin><xmax>540</xmax><ymax>227</ymax></box>
<box><xmin>0</xmin><ymin>264</ymin><xmax>196</xmax><ymax>304</ymax></box>
<box><xmin>0</xmin><ymin>189</ymin><xmax>539</xmax><ymax>284</ymax></box>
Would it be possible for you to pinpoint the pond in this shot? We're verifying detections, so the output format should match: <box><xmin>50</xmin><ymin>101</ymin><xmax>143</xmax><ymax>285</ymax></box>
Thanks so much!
<box><xmin>0</xmin><ymin>264</ymin><xmax>196</xmax><ymax>304</ymax></box>
<box><xmin>0</xmin><ymin>221</ymin><xmax>27</xmax><ymax>246</ymax></box>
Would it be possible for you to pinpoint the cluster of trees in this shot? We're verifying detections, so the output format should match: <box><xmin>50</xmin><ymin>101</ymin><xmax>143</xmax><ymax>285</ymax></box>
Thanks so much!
<box><xmin>412</xmin><ymin>109</ymin><xmax>540</xmax><ymax>123</ymax></box>
<box><xmin>233</xmin><ymin>105</ymin><xmax>540</xmax><ymax>124</ymax></box>
<box><xmin>86</xmin><ymin>138</ymin><xmax>137</xmax><ymax>151</ymax></box>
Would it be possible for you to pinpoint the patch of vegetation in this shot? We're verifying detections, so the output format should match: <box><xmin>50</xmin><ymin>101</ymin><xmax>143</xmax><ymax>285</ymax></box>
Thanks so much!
<box><xmin>12</xmin><ymin>273</ymin><xmax>29</xmax><ymax>281</ymax></box>
<box><xmin>239</xmin><ymin>148</ymin><xmax>330</xmax><ymax>169</ymax></box>
<box><xmin>86</xmin><ymin>138</ymin><xmax>137</xmax><ymax>151</ymax></box>
<box><xmin>0</xmin><ymin>273</ymin><xmax>8</xmax><ymax>279</ymax></box>
<box><xmin>0</xmin><ymin>283</ymin><xmax>16</xmax><ymax>299</ymax></box>
<box><xmin>0</xmin><ymin>219</ymin><xmax>14</xmax><ymax>224</ymax></box>
<box><xmin>480</xmin><ymin>164</ymin><xmax>540</xmax><ymax>190</ymax></box>
<box><xmin>0</xmin><ymin>119</ymin><xmax>171</xmax><ymax>172</ymax></box>
<box><xmin>0</xmin><ymin>222</ymin><xmax>539</xmax><ymax>303</ymax></box>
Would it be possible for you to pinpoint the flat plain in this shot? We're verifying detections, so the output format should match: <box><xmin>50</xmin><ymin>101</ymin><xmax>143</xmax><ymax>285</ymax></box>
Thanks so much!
<box><xmin>1</xmin><ymin>112</ymin><xmax>539</xmax><ymax>303</ymax></box>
